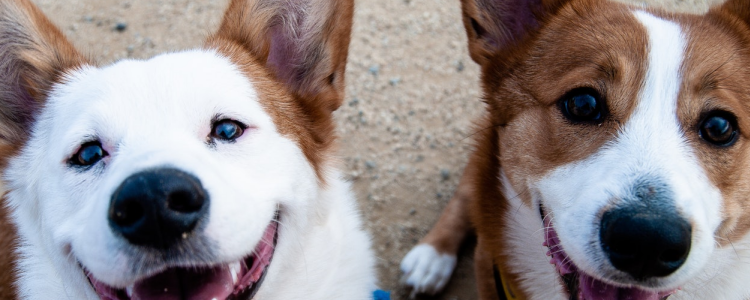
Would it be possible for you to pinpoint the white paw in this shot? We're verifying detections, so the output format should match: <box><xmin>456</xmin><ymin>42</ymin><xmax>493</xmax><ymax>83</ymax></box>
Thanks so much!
<box><xmin>400</xmin><ymin>244</ymin><xmax>457</xmax><ymax>298</ymax></box>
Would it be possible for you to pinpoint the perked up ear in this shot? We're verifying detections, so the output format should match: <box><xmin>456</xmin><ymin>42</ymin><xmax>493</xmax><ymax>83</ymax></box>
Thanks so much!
<box><xmin>209</xmin><ymin>0</ymin><xmax>354</xmax><ymax>114</ymax></box>
<box><xmin>0</xmin><ymin>0</ymin><xmax>87</xmax><ymax>163</ymax></box>
<box><xmin>460</xmin><ymin>0</ymin><xmax>570</xmax><ymax>66</ymax></box>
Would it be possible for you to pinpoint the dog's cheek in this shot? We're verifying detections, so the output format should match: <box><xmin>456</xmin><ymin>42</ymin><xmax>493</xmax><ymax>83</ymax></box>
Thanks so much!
<box><xmin>532</xmin><ymin>159</ymin><xmax>615</xmax><ymax>272</ymax></box>
<box><xmin>201</xmin><ymin>134</ymin><xmax>318</xmax><ymax>259</ymax></box>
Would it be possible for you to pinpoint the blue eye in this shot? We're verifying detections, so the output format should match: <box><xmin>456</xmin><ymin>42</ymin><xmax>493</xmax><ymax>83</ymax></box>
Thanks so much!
<box><xmin>71</xmin><ymin>142</ymin><xmax>107</xmax><ymax>166</ymax></box>
<box><xmin>211</xmin><ymin>119</ymin><xmax>245</xmax><ymax>141</ymax></box>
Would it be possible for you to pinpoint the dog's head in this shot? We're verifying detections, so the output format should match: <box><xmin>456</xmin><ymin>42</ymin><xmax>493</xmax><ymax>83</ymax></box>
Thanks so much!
<box><xmin>0</xmin><ymin>0</ymin><xmax>352</xmax><ymax>298</ymax></box>
<box><xmin>464</xmin><ymin>0</ymin><xmax>750</xmax><ymax>298</ymax></box>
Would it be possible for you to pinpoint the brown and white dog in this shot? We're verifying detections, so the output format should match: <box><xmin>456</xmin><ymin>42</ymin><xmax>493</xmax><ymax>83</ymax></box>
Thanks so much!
<box><xmin>0</xmin><ymin>0</ymin><xmax>377</xmax><ymax>299</ymax></box>
<box><xmin>401</xmin><ymin>0</ymin><xmax>750</xmax><ymax>299</ymax></box>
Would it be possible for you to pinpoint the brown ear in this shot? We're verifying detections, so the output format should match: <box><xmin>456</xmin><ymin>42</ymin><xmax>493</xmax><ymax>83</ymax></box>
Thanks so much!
<box><xmin>460</xmin><ymin>0</ymin><xmax>570</xmax><ymax>66</ymax></box>
<box><xmin>716</xmin><ymin>0</ymin><xmax>750</xmax><ymax>26</ymax></box>
<box><xmin>0</xmin><ymin>0</ymin><xmax>87</xmax><ymax>164</ymax></box>
<box><xmin>209</xmin><ymin>0</ymin><xmax>354</xmax><ymax>113</ymax></box>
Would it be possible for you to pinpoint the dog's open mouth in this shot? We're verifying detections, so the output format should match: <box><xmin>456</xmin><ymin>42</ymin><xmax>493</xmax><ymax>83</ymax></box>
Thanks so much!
<box><xmin>542</xmin><ymin>210</ymin><xmax>676</xmax><ymax>300</ymax></box>
<box><xmin>86</xmin><ymin>220</ymin><xmax>278</xmax><ymax>300</ymax></box>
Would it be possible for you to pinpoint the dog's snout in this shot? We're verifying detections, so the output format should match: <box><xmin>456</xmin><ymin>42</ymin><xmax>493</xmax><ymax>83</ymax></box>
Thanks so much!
<box><xmin>109</xmin><ymin>168</ymin><xmax>208</xmax><ymax>249</ymax></box>
<box><xmin>600</xmin><ymin>206</ymin><xmax>691</xmax><ymax>280</ymax></box>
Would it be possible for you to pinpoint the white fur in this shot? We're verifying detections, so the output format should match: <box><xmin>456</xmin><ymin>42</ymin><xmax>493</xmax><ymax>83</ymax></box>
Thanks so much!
<box><xmin>400</xmin><ymin>244</ymin><xmax>457</xmax><ymax>298</ymax></box>
<box><xmin>5</xmin><ymin>50</ymin><xmax>376</xmax><ymax>299</ymax></box>
<box><xmin>501</xmin><ymin>169</ymin><xmax>567</xmax><ymax>300</ymax></box>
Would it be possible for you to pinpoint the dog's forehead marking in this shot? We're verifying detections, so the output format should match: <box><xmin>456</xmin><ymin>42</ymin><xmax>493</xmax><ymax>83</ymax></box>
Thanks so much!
<box><xmin>620</xmin><ymin>11</ymin><xmax>720</xmax><ymax>229</ymax></box>
<box><xmin>625</xmin><ymin>11</ymin><xmax>686</xmax><ymax>155</ymax></box>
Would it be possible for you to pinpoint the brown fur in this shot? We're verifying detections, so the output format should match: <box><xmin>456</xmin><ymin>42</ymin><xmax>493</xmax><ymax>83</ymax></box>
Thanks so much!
<box><xmin>676</xmin><ymin>2</ymin><xmax>750</xmax><ymax>244</ymax></box>
<box><xmin>0</xmin><ymin>0</ymin><xmax>88</xmax><ymax>168</ymax></box>
<box><xmin>210</xmin><ymin>0</ymin><xmax>354</xmax><ymax>181</ymax></box>
<box><xmin>0</xmin><ymin>0</ymin><xmax>89</xmax><ymax>298</ymax></box>
<box><xmin>419</xmin><ymin>0</ymin><xmax>750</xmax><ymax>298</ymax></box>
<box><xmin>0</xmin><ymin>195</ymin><xmax>17</xmax><ymax>300</ymax></box>
<box><xmin>418</xmin><ymin>164</ymin><xmax>475</xmax><ymax>255</ymax></box>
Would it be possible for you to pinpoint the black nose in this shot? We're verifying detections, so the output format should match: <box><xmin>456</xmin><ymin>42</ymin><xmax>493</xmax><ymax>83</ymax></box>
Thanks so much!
<box><xmin>109</xmin><ymin>168</ymin><xmax>208</xmax><ymax>249</ymax></box>
<box><xmin>600</xmin><ymin>207</ymin><xmax>691</xmax><ymax>280</ymax></box>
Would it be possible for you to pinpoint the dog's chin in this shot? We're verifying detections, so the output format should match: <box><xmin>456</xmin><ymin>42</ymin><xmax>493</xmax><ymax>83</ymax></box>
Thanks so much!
<box><xmin>84</xmin><ymin>220</ymin><xmax>279</xmax><ymax>300</ymax></box>
<box><xmin>541</xmin><ymin>207</ymin><xmax>678</xmax><ymax>300</ymax></box>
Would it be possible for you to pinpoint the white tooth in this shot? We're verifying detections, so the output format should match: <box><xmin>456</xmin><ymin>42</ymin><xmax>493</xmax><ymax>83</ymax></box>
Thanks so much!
<box><xmin>229</xmin><ymin>261</ymin><xmax>241</xmax><ymax>284</ymax></box>
<box><xmin>126</xmin><ymin>285</ymin><xmax>134</xmax><ymax>298</ymax></box>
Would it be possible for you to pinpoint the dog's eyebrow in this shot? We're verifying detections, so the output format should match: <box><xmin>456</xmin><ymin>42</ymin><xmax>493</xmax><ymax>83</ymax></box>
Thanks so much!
<box><xmin>63</xmin><ymin>134</ymin><xmax>101</xmax><ymax>155</ymax></box>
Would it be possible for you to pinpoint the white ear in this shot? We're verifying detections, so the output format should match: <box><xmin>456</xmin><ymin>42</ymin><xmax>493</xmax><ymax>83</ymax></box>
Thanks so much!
<box><xmin>207</xmin><ymin>0</ymin><xmax>354</xmax><ymax>113</ymax></box>
<box><xmin>0</xmin><ymin>0</ymin><xmax>87</xmax><ymax>163</ymax></box>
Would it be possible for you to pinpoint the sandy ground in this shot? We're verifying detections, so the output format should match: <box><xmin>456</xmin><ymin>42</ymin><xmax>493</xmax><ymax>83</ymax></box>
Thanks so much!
<box><xmin>19</xmin><ymin>0</ymin><xmax>720</xmax><ymax>299</ymax></box>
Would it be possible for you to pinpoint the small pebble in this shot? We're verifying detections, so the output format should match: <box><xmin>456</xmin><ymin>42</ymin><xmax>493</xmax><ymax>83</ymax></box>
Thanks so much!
<box><xmin>369</xmin><ymin>64</ymin><xmax>380</xmax><ymax>76</ymax></box>
<box><xmin>115</xmin><ymin>22</ymin><xmax>127</xmax><ymax>32</ymax></box>
<box><xmin>440</xmin><ymin>169</ymin><xmax>450</xmax><ymax>181</ymax></box>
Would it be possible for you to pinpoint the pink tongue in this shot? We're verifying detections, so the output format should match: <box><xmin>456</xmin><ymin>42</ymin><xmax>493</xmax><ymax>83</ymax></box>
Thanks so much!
<box><xmin>578</xmin><ymin>273</ymin><xmax>674</xmax><ymax>300</ymax></box>
<box><xmin>132</xmin><ymin>266</ymin><xmax>234</xmax><ymax>300</ymax></box>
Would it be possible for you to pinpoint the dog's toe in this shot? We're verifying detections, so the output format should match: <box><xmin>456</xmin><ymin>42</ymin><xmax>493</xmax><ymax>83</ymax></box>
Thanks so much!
<box><xmin>400</xmin><ymin>244</ymin><xmax>457</xmax><ymax>298</ymax></box>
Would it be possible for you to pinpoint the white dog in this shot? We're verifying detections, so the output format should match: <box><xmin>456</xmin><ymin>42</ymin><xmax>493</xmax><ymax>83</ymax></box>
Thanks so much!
<box><xmin>0</xmin><ymin>0</ymin><xmax>376</xmax><ymax>299</ymax></box>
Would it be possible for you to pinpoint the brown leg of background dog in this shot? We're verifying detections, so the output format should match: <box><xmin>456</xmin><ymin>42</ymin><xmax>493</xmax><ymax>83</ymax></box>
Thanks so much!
<box><xmin>475</xmin><ymin>241</ymin><xmax>500</xmax><ymax>300</ymax></box>
<box><xmin>421</xmin><ymin>169</ymin><xmax>474</xmax><ymax>256</ymax></box>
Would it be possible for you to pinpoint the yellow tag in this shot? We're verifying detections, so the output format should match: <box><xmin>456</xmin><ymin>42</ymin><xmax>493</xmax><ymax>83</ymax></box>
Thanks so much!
<box><xmin>500</xmin><ymin>268</ymin><xmax>520</xmax><ymax>300</ymax></box>
<box><xmin>494</xmin><ymin>264</ymin><xmax>520</xmax><ymax>300</ymax></box>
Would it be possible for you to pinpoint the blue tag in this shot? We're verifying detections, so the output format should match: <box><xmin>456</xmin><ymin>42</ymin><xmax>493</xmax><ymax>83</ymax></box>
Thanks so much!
<box><xmin>373</xmin><ymin>290</ymin><xmax>391</xmax><ymax>300</ymax></box>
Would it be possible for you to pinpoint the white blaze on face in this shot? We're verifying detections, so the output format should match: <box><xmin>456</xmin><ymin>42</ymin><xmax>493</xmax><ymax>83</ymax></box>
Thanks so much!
<box><xmin>531</xmin><ymin>11</ymin><xmax>722</xmax><ymax>288</ymax></box>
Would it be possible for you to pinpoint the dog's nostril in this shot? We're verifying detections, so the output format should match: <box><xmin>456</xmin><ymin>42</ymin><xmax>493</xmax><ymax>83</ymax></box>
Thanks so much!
<box><xmin>660</xmin><ymin>248</ymin><xmax>688</xmax><ymax>264</ymax></box>
<box><xmin>111</xmin><ymin>199</ymin><xmax>145</xmax><ymax>227</ymax></box>
<box><xmin>167</xmin><ymin>190</ymin><xmax>204</xmax><ymax>213</ymax></box>
<box><xmin>606</xmin><ymin>239</ymin><xmax>637</xmax><ymax>258</ymax></box>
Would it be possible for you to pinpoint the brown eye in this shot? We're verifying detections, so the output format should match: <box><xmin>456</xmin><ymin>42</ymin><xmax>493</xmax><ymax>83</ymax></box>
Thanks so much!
<box><xmin>699</xmin><ymin>111</ymin><xmax>738</xmax><ymax>147</ymax></box>
<box><xmin>560</xmin><ymin>88</ymin><xmax>606</xmax><ymax>123</ymax></box>
<box><xmin>211</xmin><ymin>119</ymin><xmax>245</xmax><ymax>142</ymax></box>
<box><xmin>71</xmin><ymin>142</ymin><xmax>107</xmax><ymax>166</ymax></box>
